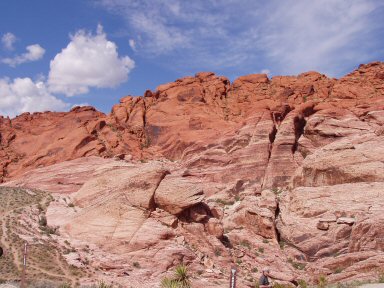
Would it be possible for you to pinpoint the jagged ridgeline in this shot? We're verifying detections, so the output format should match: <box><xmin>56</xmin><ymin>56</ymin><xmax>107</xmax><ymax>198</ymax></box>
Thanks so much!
<box><xmin>0</xmin><ymin>62</ymin><xmax>383</xmax><ymax>287</ymax></box>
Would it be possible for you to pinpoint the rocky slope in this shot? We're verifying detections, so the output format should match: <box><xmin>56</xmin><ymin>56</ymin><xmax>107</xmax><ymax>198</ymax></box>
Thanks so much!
<box><xmin>1</xmin><ymin>62</ymin><xmax>383</xmax><ymax>287</ymax></box>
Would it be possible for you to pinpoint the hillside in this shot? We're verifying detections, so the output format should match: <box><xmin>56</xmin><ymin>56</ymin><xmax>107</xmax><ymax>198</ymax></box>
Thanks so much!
<box><xmin>0</xmin><ymin>62</ymin><xmax>383</xmax><ymax>287</ymax></box>
<box><xmin>0</xmin><ymin>187</ymin><xmax>84</xmax><ymax>286</ymax></box>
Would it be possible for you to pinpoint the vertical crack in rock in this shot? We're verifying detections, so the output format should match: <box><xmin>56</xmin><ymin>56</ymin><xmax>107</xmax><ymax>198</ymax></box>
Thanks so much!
<box><xmin>141</xmin><ymin>98</ymin><xmax>151</xmax><ymax>148</ymax></box>
<box><xmin>149</xmin><ymin>169</ymin><xmax>170</xmax><ymax>213</ymax></box>
<box><xmin>292</xmin><ymin>115</ymin><xmax>307</xmax><ymax>154</ymax></box>
<box><xmin>274</xmin><ymin>198</ymin><xmax>281</xmax><ymax>244</ymax></box>
<box><xmin>142</xmin><ymin>98</ymin><xmax>147</xmax><ymax>129</ymax></box>
<box><xmin>221</xmin><ymin>79</ymin><xmax>231</xmax><ymax>120</ymax></box>
<box><xmin>123</xmin><ymin>169</ymin><xmax>170</xmax><ymax>246</ymax></box>
<box><xmin>267</xmin><ymin>124</ymin><xmax>277</xmax><ymax>165</ymax></box>
<box><xmin>268</xmin><ymin>112</ymin><xmax>278</xmax><ymax>162</ymax></box>
<box><xmin>261</xmin><ymin>111</ymin><xmax>279</xmax><ymax>190</ymax></box>
<box><xmin>222</xmin><ymin>78</ymin><xmax>230</xmax><ymax>99</ymax></box>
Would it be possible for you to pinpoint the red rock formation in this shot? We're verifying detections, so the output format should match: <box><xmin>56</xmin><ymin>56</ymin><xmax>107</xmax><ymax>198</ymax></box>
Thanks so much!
<box><xmin>1</xmin><ymin>61</ymin><xmax>384</xmax><ymax>286</ymax></box>
<box><xmin>2</xmin><ymin>62</ymin><xmax>383</xmax><ymax>185</ymax></box>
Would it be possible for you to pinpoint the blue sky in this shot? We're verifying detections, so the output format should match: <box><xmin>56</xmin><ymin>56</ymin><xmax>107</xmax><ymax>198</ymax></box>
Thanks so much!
<box><xmin>1</xmin><ymin>0</ymin><xmax>383</xmax><ymax>118</ymax></box>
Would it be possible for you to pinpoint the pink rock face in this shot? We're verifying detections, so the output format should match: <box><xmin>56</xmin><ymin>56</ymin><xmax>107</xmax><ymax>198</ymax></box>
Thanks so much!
<box><xmin>1</xmin><ymin>156</ymin><xmax>133</xmax><ymax>194</ymax></box>
<box><xmin>1</xmin><ymin>62</ymin><xmax>384</xmax><ymax>286</ymax></box>
<box><xmin>154</xmin><ymin>175</ymin><xmax>204</xmax><ymax>215</ymax></box>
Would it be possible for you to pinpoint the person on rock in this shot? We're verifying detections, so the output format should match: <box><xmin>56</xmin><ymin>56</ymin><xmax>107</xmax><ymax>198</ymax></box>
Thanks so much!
<box><xmin>259</xmin><ymin>267</ymin><xmax>271</xmax><ymax>288</ymax></box>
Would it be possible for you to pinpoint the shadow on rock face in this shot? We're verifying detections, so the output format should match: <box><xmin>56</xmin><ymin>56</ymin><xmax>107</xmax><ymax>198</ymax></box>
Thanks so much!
<box><xmin>0</xmin><ymin>246</ymin><xmax>3</xmax><ymax>257</ymax></box>
<box><xmin>179</xmin><ymin>202</ymin><xmax>213</xmax><ymax>224</ymax></box>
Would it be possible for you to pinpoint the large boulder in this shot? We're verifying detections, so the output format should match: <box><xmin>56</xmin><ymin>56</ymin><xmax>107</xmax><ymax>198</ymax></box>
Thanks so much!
<box><xmin>64</xmin><ymin>162</ymin><xmax>170</xmax><ymax>250</ymax></box>
<box><xmin>154</xmin><ymin>175</ymin><xmax>204</xmax><ymax>215</ymax></box>
<box><xmin>73</xmin><ymin>162</ymin><xmax>169</xmax><ymax>209</ymax></box>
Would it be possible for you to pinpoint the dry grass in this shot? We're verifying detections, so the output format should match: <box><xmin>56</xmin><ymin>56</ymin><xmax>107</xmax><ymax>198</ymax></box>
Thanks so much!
<box><xmin>0</xmin><ymin>187</ymin><xmax>85</xmax><ymax>285</ymax></box>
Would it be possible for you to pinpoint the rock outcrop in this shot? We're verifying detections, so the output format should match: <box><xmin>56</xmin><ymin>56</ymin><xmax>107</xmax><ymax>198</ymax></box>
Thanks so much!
<box><xmin>1</xmin><ymin>62</ymin><xmax>384</xmax><ymax>287</ymax></box>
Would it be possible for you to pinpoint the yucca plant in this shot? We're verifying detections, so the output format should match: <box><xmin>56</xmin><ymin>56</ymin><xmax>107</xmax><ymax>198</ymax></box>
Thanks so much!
<box><xmin>161</xmin><ymin>264</ymin><xmax>191</xmax><ymax>288</ymax></box>
<box><xmin>174</xmin><ymin>264</ymin><xmax>191</xmax><ymax>288</ymax></box>
<box><xmin>161</xmin><ymin>277</ymin><xmax>179</xmax><ymax>288</ymax></box>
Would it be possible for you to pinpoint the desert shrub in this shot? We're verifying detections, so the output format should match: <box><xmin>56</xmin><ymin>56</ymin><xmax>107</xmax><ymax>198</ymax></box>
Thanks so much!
<box><xmin>97</xmin><ymin>281</ymin><xmax>114</xmax><ymax>288</ymax></box>
<box><xmin>174</xmin><ymin>264</ymin><xmax>191</xmax><ymax>288</ymax></box>
<box><xmin>271</xmin><ymin>188</ymin><xmax>283</xmax><ymax>195</ymax></box>
<box><xmin>39</xmin><ymin>215</ymin><xmax>47</xmax><ymax>227</ymax></box>
<box><xmin>240</xmin><ymin>240</ymin><xmax>251</xmax><ymax>249</ymax></box>
<box><xmin>297</xmin><ymin>279</ymin><xmax>307</xmax><ymax>288</ymax></box>
<box><xmin>379</xmin><ymin>272</ymin><xmax>384</xmax><ymax>283</ymax></box>
<box><xmin>161</xmin><ymin>278</ymin><xmax>179</xmax><ymax>288</ymax></box>
<box><xmin>28</xmin><ymin>280</ymin><xmax>57</xmax><ymax>288</ymax></box>
<box><xmin>161</xmin><ymin>264</ymin><xmax>191</xmax><ymax>288</ymax></box>
<box><xmin>334</xmin><ymin>267</ymin><xmax>343</xmax><ymax>274</ymax></box>
<box><xmin>214</xmin><ymin>247</ymin><xmax>222</xmax><ymax>256</ymax></box>
<box><xmin>215</xmin><ymin>199</ymin><xmax>235</xmax><ymax>206</ymax></box>
<box><xmin>287</xmin><ymin>258</ymin><xmax>306</xmax><ymax>270</ymax></box>
<box><xmin>272</xmin><ymin>283</ymin><xmax>294</xmax><ymax>288</ymax></box>
<box><xmin>317</xmin><ymin>275</ymin><xmax>327</xmax><ymax>288</ymax></box>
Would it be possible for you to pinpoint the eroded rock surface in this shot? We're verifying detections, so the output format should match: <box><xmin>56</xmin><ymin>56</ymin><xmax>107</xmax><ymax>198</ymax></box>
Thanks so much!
<box><xmin>1</xmin><ymin>62</ymin><xmax>384</xmax><ymax>287</ymax></box>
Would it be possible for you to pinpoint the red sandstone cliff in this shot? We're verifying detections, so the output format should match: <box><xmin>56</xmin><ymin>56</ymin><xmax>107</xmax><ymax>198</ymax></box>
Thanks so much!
<box><xmin>1</xmin><ymin>62</ymin><xmax>383</xmax><ymax>184</ymax></box>
<box><xmin>1</xmin><ymin>62</ymin><xmax>383</xmax><ymax>286</ymax></box>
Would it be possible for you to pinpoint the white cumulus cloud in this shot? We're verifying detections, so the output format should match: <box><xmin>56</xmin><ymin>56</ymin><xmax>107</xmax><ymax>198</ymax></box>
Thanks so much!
<box><xmin>99</xmin><ymin>0</ymin><xmax>384</xmax><ymax>77</ymax></box>
<box><xmin>1</xmin><ymin>32</ymin><xmax>17</xmax><ymax>50</ymax></box>
<box><xmin>48</xmin><ymin>25</ymin><xmax>135</xmax><ymax>97</ymax></box>
<box><xmin>71</xmin><ymin>103</ymin><xmax>90</xmax><ymax>108</ymax></box>
<box><xmin>0</xmin><ymin>77</ymin><xmax>69</xmax><ymax>118</ymax></box>
<box><xmin>260</xmin><ymin>69</ymin><xmax>271</xmax><ymax>76</ymax></box>
<box><xmin>2</xmin><ymin>44</ymin><xmax>45</xmax><ymax>67</ymax></box>
<box><xmin>129</xmin><ymin>39</ymin><xmax>136</xmax><ymax>51</ymax></box>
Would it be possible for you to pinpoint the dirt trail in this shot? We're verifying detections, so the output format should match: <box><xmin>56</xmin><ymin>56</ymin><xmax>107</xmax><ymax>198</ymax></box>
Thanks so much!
<box><xmin>0</xmin><ymin>189</ymin><xmax>80</xmax><ymax>284</ymax></box>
